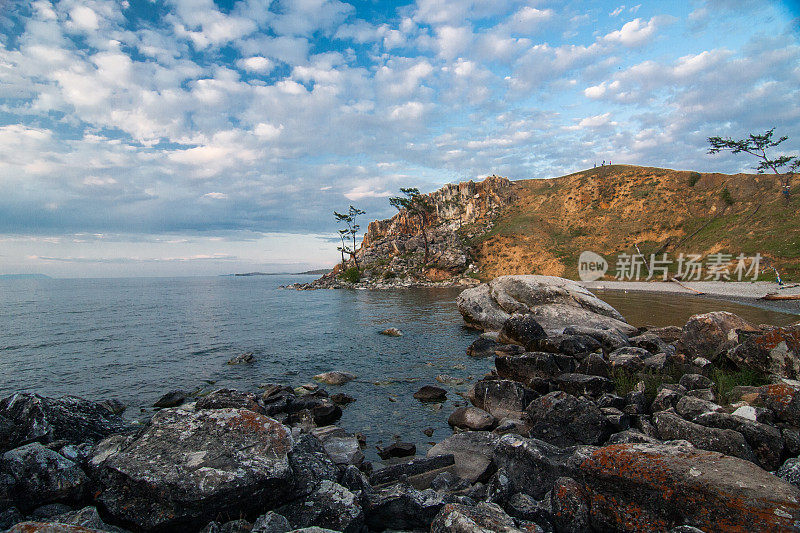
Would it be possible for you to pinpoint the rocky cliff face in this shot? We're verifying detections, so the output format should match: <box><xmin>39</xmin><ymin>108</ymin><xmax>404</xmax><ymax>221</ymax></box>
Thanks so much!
<box><xmin>298</xmin><ymin>175</ymin><xmax>516</xmax><ymax>289</ymax></box>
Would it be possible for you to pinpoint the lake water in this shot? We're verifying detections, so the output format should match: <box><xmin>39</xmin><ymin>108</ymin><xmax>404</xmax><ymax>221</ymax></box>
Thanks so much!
<box><xmin>0</xmin><ymin>275</ymin><xmax>796</xmax><ymax>460</ymax></box>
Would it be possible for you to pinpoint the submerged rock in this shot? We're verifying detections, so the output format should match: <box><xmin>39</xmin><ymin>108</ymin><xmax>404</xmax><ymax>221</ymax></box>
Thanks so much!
<box><xmin>90</xmin><ymin>407</ymin><xmax>294</xmax><ymax>530</ymax></box>
<box><xmin>313</xmin><ymin>371</ymin><xmax>356</xmax><ymax>386</ymax></box>
<box><xmin>380</xmin><ymin>328</ymin><xmax>403</xmax><ymax>337</ymax></box>
<box><xmin>414</xmin><ymin>385</ymin><xmax>447</xmax><ymax>402</ymax></box>
<box><xmin>153</xmin><ymin>389</ymin><xmax>187</xmax><ymax>408</ymax></box>
<box><xmin>227</xmin><ymin>352</ymin><xmax>255</xmax><ymax>365</ymax></box>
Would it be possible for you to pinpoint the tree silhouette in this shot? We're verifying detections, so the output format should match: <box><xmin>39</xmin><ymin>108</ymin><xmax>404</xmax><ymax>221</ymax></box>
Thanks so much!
<box><xmin>389</xmin><ymin>187</ymin><xmax>434</xmax><ymax>264</ymax></box>
<box><xmin>708</xmin><ymin>128</ymin><xmax>799</xmax><ymax>199</ymax></box>
<box><xmin>334</xmin><ymin>205</ymin><xmax>365</xmax><ymax>270</ymax></box>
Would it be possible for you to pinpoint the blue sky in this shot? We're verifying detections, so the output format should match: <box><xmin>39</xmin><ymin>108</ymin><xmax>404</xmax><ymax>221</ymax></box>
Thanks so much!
<box><xmin>0</xmin><ymin>0</ymin><xmax>798</xmax><ymax>277</ymax></box>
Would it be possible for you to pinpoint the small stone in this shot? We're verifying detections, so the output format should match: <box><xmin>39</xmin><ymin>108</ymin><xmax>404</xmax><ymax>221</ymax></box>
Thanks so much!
<box><xmin>226</xmin><ymin>352</ymin><xmax>255</xmax><ymax>365</ymax></box>
<box><xmin>380</xmin><ymin>328</ymin><xmax>403</xmax><ymax>337</ymax></box>
<box><xmin>153</xmin><ymin>390</ymin><xmax>186</xmax><ymax>408</ymax></box>
<box><xmin>330</xmin><ymin>393</ymin><xmax>356</xmax><ymax>405</ymax></box>
<box><xmin>314</xmin><ymin>371</ymin><xmax>356</xmax><ymax>386</ymax></box>
<box><xmin>377</xmin><ymin>442</ymin><xmax>416</xmax><ymax>460</ymax></box>
<box><xmin>448</xmin><ymin>407</ymin><xmax>496</xmax><ymax>431</ymax></box>
<box><xmin>414</xmin><ymin>386</ymin><xmax>447</xmax><ymax>402</ymax></box>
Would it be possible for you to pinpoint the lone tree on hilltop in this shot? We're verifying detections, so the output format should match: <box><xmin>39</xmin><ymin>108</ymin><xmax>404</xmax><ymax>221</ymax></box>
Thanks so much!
<box><xmin>389</xmin><ymin>187</ymin><xmax>434</xmax><ymax>264</ymax></box>
<box><xmin>708</xmin><ymin>128</ymin><xmax>799</xmax><ymax>199</ymax></box>
<box><xmin>334</xmin><ymin>205</ymin><xmax>365</xmax><ymax>270</ymax></box>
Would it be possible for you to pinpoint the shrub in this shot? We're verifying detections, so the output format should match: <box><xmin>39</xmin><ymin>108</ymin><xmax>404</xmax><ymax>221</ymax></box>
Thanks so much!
<box><xmin>340</xmin><ymin>266</ymin><xmax>361</xmax><ymax>283</ymax></box>
<box><xmin>721</xmin><ymin>187</ymin><xmax>734</xmax><ymax>205</ymax></box>
<box><xmin>688</xmin><ymin>172</ymin><xmax>701</xmax><ymax>187</ymax></box>
<box><xmin>711</xmin><ymin>368</ymin><xmax>769</xmax><ymax>404</ymax></box>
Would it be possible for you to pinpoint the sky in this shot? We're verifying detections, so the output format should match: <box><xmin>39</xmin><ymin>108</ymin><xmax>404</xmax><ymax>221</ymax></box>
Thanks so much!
<box><xmin>0</xmin><ymin>0</ymin><xmax>798</xmax><ymax>277</ymax></box>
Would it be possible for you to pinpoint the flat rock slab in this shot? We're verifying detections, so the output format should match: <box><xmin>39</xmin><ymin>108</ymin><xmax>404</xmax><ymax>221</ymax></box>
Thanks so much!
<box><xmin>91</xmin><ymin>407</ymin><xmax>294</xmax><ymax>530</ymax></box>
<box><xmin>579</xmin><ymin>442</ymin><xmax>800</xmax><ymax>532</ymax></box>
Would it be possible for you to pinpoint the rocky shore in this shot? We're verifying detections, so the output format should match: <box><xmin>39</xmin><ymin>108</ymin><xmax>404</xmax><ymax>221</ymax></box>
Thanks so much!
<box><xmin>3</xmin><ymin>275</ymin><xmax>800</xmax><ymax>532</ymax></box>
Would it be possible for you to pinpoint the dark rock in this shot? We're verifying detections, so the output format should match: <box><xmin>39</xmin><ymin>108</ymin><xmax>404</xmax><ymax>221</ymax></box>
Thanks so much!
<box><xmin>98</xmin><ymin>399</ymin><xmax>126</xmax><ymax>416</ymax></box>
<box><xmin>685</xmin><ymin>388</ymin><xmax>715</xmax><ymax>402</ymax></box>
<box><xmin>46</xmin><ymin>506</ymin><xmax>126</xmax><ymax>533</ymax></box>
<box><xmin>629</xmin><ymin>333</ymin><xmax>672</xmax><ymax>354</ymax></box>
<box><xmin>311</xmin><ymin>402</ymin><xmax>342</xmax><ymax>426</ymax></box>
<box><xmin>578</xmin><ymin>442</ymin><xmax>800</xmax><ymax>531</ymax></box>
<box><xmin>330</xmin><ymin>393</ymin><xmax>355</xmax><ymax>405</ymax></box>
<box><xmin>493</xmin><ymin>434</ymin><xmax>595</xmax><ymax>499</ymax></box>
<box><xmin>2</xmin><ymin>443</ymin><xmax>88</xmax><ymax>511</ymax></box>
<box><xmin>674</xmin><ymin>395</ymin><xmax>722</xmax><ymax>420</ymax></box>
<box><xmin>219</xmin><ymin>519</ymin><xmax>253</xmax><ymax>533</ymax></box>
<box><xmin>377</xmin><ymin>441</ymin><xmax>416</xmax><ymax>460</ymax></box>
<box><xmin>468</xmin><ymin>380</ymin><xmax>537</xmax><ymax>419</ymax></box>
<box><xmin>370</xmin><ymin>455</ymin><xmax>455</xmax><ymax>486</ymax></box>
<box><xmin>278</xmin><ymin>480</ymin><xmax>364</xmax><ymax>533</ymax></box>
<box><xmin>678</xmin><ymin>373</ymin><xmax>712</xmax><ymax>390</ymax></box>
<box><xmin>414</xmin><ymin>386</ymin><xmax>447</xmax><ymax>402</ymax></box>
<box><xmin>652</xmin><ymin>411</ymin><xmax>757</xmax><ymax>463</ymax></box>
<box><xmin>726</xmin><ymin>325</ymin><xmax>800</xmax><ymax>379</ymax></box>
<box><xmin>467</xmin><ymin>338</ymin><xmax>499</xmax><ymax>357</ymax></box>
<box><xmin>153</xmin><ymin>389</ymin><xmax>187</xmax><ymax>408</ymax></box>
<box><xmin>195</xmin><ymin>388</ymin><xmax>264</xmax><ymax>413</ymax></box>
<box><xmin>651</xmin><ymin>388</ymin><xmax>683</xmax><ymax>412</ymax></box>
<box><xmin>759</xmin><ymin>383</ymin><xmax>800</xmax><ymax>426</ymax></box>
<box><xmin>448</xmin><ymin>407</ymin><xmax>496</xmax><ymax>431</ymax></box>
<box><xmin>505</xmin><ymin>492</ymin><xmax>553</xmax><ymax>527</ymax></box>
<box><xmin>430</xmin><ymin>471</ymin><xmax>469</xmax><ymax>493</ymax></box>
<box><xmin>227</xmin><ymin>352</ymin><xmax>255</xmax><ymax>365</ymax></box>
<box><xmin>553</xmin><ymin>373</ymin><xmax>614</xmax><ymax>398</ymax></box>
<box><xmin>431</xmin><ymin>502</ymin><xmax>524</xmax><ymax>533</ymax></box>
<box><xmin>495</xmin><ymin>352</ymin><xmax>564</xmax><ymax>384</ymax></box>
<box><xmin>777</xmin><ymin>458</ymin><xmax>800</xmax><ymax>490</ymax></box>
<box><xmin>783</xmin><ymin>427</ymin><xmax>800</xmax><ymax>456</ymax></box>
<box><xmin>498</xmin><ymin>313</ymin><xmax>547</xmax><ymax>350</ymax></box>
<box><xmin>311</xmin><ymin>426</ymin><xmax>363</xmax><ymax>466</ymax></box>
<box><xmin>597</xmin><ymin>393</ymin><xmax>625</xmax><ymax>410</ymax></box>
<box><xmin>365</xmin><ymin>484</ymin><xmax>450</xmax><ymax>531</ymax></box>
<box><xmin>289</xmin><ymin>433</ymin><xmax>339</xmax><ymax>498</ymax></box>
<box><xmin>624</xmin><ymin>390</ymin><xmax>649</xmax><ymax>416</ymax></box>
<box><xmin>527</xmin><ymin>391</ymin><xmax>610</xmax><ymax>447</ymax></box>
<box><xmin>0</xmin><ymin>507</ymin><xmax>23</xmax><ymax>530</ymax></box>
<box><xmin>607</xmin><ymin>429</ymin><xmax>661</xmax><ymax>445</ymax></box>
<box><xmin>601</xmin><ymin>407</ymin><xmax>631</xmax><ymax>431</ymax></box>
<box><xmin>692</xmin><ymin>411</ymin><xmax>785</xmax><ymax>470</ymax></box>
<box><xmin>555</xmin><ymin>334</ymin><xmax>603</xmax><ymax>356</ymax></box>
<box><xmin>252</xmin><ymin>511</ymin><xmax>291</xmax><ymax>533</ymax></box>
<box><xmin>677</xmin><ymin>311</ymin><xmax>758</xmax><ymax>360</ymax></box>
<box><xmin>642</xmin><ymin>352</ymin><xmax>670</xmax><ymax>371</ymax></box>
<box><xmin>0</xmin><ymin>393</ymin><xmax>126</xmax><ymax>451</ymax></box>
<box><xmin>495</xmin><ymin>344</ymin><xmax>526</xmax><ymax>357</ymax></box>
<box><xmin>30</xmin><ymin>504</ymin><xmax>73</xmax><ymax>521</ymax></box>
<box><xmin>427</xmin><ymin>432</ymin><xmax>499</xmax><ymax>483</ymax></box>
<box><xmin>493</xmin><ymin>417</ymin><xmax>531</xmax><ymax>437</ymax></box>
<box><xmin>550</xmin><ymin>477</ymin><xmax>590</xmax><ymax>533</ymax></box>
<box><xmin>575</xmin><ymin>352</ymin><xmax>610</xmax><ymax>377</ymax></box>
<box><xmin>563</xmin><ymin>325</ymin><xmax>630</xmax><ymax>352</ymax></box>
<box><xmin>608</xmin><ymin>346</ymin><xmax>650</xmax><ymax>371</ymax></box>
<box><xmin>90</xmin><ymin>408</ymin><xmax>294</xmax><ymax>530</ymax></box>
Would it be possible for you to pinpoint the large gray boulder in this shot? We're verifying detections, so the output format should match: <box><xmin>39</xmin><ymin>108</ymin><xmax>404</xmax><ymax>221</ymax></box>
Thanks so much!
<box><xmin>726</xmin><ymin>325</ymin><xmax>800</xmax><ymax>379</ymax></box>
<box><xmin>278</xmin><ymin>480</ymin><xmax>364</xmax><ymax>533</ymax></box>
<box><xmin>427</xmin><ymin>432</ymin><xmax>500</xmax><ymax>483</ymax></box>
<box><xmin>0</xmin><ymin>393</ymin><xmax>126</xmax><ymax>452</ymax></box>
<box><xmin>90</xmin><ymin>408</ymin><xmax>295</xmax><ymax>530</ymax></box>
<box><xmin>431</xmin><ymin>502</ymin><xmax>526</xmax><ymax>533</ymax></box>
<box><xmin>2</xmin><ymin>443</ymin><xmax>88</xmax><ymax>511</ymax></box>
<box><xmin>526</xmin><ymin>391</ymin><xmax>610</xmax><ymax>447</ymax></box>
<box><xmin>468</xmin><ymin>379</ymin><xmax>538</xmax><ymax>419</ymax></box>
<box><xmin>457</xmin><ymin>275</ymin><xmax>634</xmax><ymax>334</ymax></box>
<box><xmin>677</xmin><ymin>311</ymin><xmax>758</xmax><ymax>360</ymax></box>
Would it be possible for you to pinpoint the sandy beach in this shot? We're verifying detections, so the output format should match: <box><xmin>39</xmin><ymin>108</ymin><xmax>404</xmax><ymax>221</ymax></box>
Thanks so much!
<box><xmin>580</xmin><ymin>280</ymin><xmax>800</xmax><ymax>315</ymax></box>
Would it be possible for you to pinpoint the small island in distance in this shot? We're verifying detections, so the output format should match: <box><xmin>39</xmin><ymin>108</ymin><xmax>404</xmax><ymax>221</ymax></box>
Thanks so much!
<box><xmin>225</xmin><ymin>269</ymin><xmax>331</xmax><ymax>277</ymax></box>
<box><xmin>0</xmin><ymin>273</ymin><xmax>52</xmax><ymax>279</ymax></box>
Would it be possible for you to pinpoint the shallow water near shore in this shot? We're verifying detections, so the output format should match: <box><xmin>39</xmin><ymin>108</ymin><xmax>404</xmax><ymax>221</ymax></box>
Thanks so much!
<box><xmin>0</xmin><ymin>275</ymin><xmax>796</xmax><ymax>461</ymax></box>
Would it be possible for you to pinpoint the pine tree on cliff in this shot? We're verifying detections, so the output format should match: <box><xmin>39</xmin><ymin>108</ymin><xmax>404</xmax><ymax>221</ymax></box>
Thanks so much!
<box><xmin>708</xmin><ymin>128</ymin><xmax>799</xmax><ymax>199</ymax></box>
<box><xmin>334</xmin><ymin>207</ymin><xmax>364</xmax><ymax>270</ymax></box>
<box><xmin>389</xmin><ymin>187</ymin><xmax>434</xmax><ymax>265</ymax></box>
<box><xmin>348</xmin><ymin>205</ymin><xmax>365</xmax><ymax>269</ymax></box>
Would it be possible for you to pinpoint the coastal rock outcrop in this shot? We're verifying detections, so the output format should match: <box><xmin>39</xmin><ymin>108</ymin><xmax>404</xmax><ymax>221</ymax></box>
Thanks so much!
<box><xmin>90</xmin><ymin>408</ymin><xmax>295</xmax><ymax>530</ymax></box>
<box><xmin>457</xmin><ymin>275</ymin><xmax>635</xmax><ymax>334</ymax></box>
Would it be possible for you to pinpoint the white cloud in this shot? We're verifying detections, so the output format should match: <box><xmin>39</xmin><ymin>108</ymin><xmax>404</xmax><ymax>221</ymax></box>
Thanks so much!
<box><xmin>610</xmin><ymin>6</ymin><xmax>625</xmax><ymax>17</ymax></box>
<box><xmin>68</xmin><ymin>6</ymin><xmax>100</xmax><ymax>31</ymax></box>
<box><xmin>604</xmin><ymin>16</ymin><xmax>672</xmax><ymax>47</ymax></box>
<box><xmin>237</xmin><ymin>56</ymin><xmax>274</xmax><ymax>73</ymax></box>
<box><xmin>203</xmin><ymin>192</ymin><xmax>228</xmax><ymax>199</ymax></box>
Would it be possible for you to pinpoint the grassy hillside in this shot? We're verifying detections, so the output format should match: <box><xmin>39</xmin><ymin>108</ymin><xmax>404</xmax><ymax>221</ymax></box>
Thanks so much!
<box><xmin>466</xmin><ymin>165</ymin><xmax>800</xmax><ymax>282</ymax></box>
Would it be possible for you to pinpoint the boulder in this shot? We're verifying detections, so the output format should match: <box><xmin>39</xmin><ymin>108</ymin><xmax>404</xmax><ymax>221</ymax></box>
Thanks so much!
<box><xmin>195</xmin><ymin>388</ymin><xmax>264</xmax><ymax>413</ymax></box>
<box><xmin>227</xmin><ymin>352</ymin><xmax>255</xmax><ymax>365</ymax></box>
<box><xmin>578</xmin><ymin>442</ymin><xmax>800</xmax><ymax>532</ymax></box>
<box><xmin>153</xmin><ymin>389</ymin><xmax>187</xmax><ymax>408</ymax></box>
<box><xmin>575</xmin><ymin>353</ymin><xmax>610</xmax><ymax>377</ymax></box>
<box><xmin>377</xmin><ymin>442</ymin><xmax>416</xmax><ymax>460</ymax></box>
<box><xmin>608</xmin><ymin>347</ymin><xmax>650</xmax><ymax>372</ymax></box>
<box><xmin>651</xmin><ymin>388</ymin><xmax>683</xmax><ymax>413</ymax></box>
<box><xmin>495</xmin><ymin>352</ymin><xmax>564</xmax><ymax>385</ymax></box>
<box><xmin>278</xmin><ymin>480</ymin><xmax>364</xmax><ymax>533</ymax></box>
<box><xmin>365</xmin><ymin>484</ymin><xmax>451</xmax><ymax>531</ymax></box>
<box><xmin>370</xmin><ymin>455</ymin><xmax>455</xmax><ymax>487</ymax></box>
<box><xmin>726</xmin><ymin>325</ymin><xmax>800</xmax><ymax>379</ymax></box>
<box><xmin>313</xmin><ymin>371</ymin><xmax>356</xmax><ymax>386</ymax></box>
<box><xmin>551</xmin><ymin>334</ymin><xmax>603</xmax><ymax>356</ymax></box>
<box><xmin>777</xmin><ymin>458</ymin><xmax>800</xmax><ymax>490</ymax></box>
<box><xmin>90</xmin><ymin>408</ymin><xmax>295</xmax><ymax>530</ymax></box>
<box><xmin>0</xmin><ymin>393</ymin><xmax>126</xmax><ymax>451</ymax></box>
<box><xmin>310</xmin><ymin>426</ymin><xmax>364</xmax><ymax>466</ymax></box>
<box><xmin>448</xmin><ymin>407</ymin><xmax>496</xmax><ymax>431</ymax></box>
<box><xmin>674</xmin><ymin>396</ymin><xmax>722</xmax><ymax>420</ymax></box>
<box><xmin>563</xmin><ymin>326</ymin><xmax>630</xmax><ymax>352</ymax></box>
<box><xmin>758</xmin><ymin>383</ymin><xmax>800</xmax><ymax>425</ymax></box>
<box><xmin>431</xmin><ymin>502</ymin><xmax>525</xmax><ymax>533</ymax></box>
<box><xmin>692</xmin><ymin>411</ymin><xmax>785</xmax><ymax>470</ymax></box>
<box><xmin>492</xmin><ymin>434</ymin><xmax>595</xmax><ymax>499</ymax></box>
<box><xmin>414</xmin><ymin>386</ymin><xmax>447</xmax><ymax>402</ymax></box>
<box><xmin>466</xmin><ymin>338</ymin><xmax>499</xmax><ymax>358</ymax></box>
<box><xmin>427</xmin><ymin>432</ymin><xmax>499</xmax><ymax>483</ymax></box>
<box><xmin>554</xmin><ymin>373</ymin><xmax>614</xmax><ymax>398</ymax></box>
<box><xmin>677</xmin><ymin>311</ymin><xmax>758</xmax><ymax>360</ymax></box>
<box><xmin>458</xmin><ymin>276</ymin><xmax>634</xmax><ymax>334</ymax></box>
<box><xmin>38</xmin><ymin>506</ymin><xmax>124</xmax><ymax>533</ymax></box>
<box><xmin>252</xmin><ymin>512</ymin><xmax>292</xmax><ymax>533</ymax></box>
<box><xmin>288</xmin><ymin>433</ymin><xmax>339</xmax><ymax>498</ymax></box>
<box><xmin>1</xmin><ymin>443</ymin><xmax>88</xmax><ymax>511</ymax></box>
<box><xmin>526</xmin><ymin>391</ymin><xmax>610</xmax><ymax>447</ymax></box>
<box><xmin>629</xmin><ymin>333</ymin><xmax>672</xmax><ymax>355</ymax></box>
<box><xmin>678</xmin><ymin>373</ymin><xmax>712</xmax><ymax>391</ymax></box>
<box><xmin>468</xmin><ymin>380</ymin><xmax>537</xmax><ymax>419</ymax></box>
<box><xmin>652</xmin><ymin>411</ymin><xmax>757</xmax><ymax>463</ymax></box>
<box><xmin>550</xmin><ymin>477</ymin><xmax>591</xmax><ymax>533</ymax></box>
<box><xmin>498</xmin><ymin>314</ymin><xmax>547</xmax><ymax>350</ymax></box>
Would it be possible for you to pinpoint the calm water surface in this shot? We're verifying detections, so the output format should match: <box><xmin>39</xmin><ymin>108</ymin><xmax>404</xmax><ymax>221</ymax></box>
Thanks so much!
<box><xmin>0</xmin><ymin>276</ymin><xmax>796</xmax><ymax>459</ymax></box>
